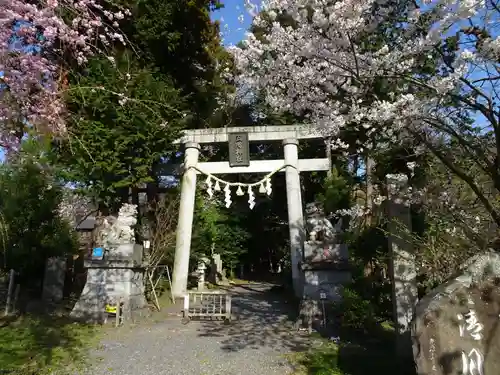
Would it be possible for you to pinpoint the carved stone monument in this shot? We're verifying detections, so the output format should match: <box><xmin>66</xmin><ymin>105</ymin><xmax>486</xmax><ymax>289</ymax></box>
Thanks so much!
<box><xmin>42</xmin><ymin>257</ymin><xmax>66</xmax><ymax>302</ymax></box>
<box><xmin>412</xmin><ymin>251</ymin><xmax>500</xmax><ymax>375</ymax></box>
<box><xmin>197</xmin><ymin>258</ymin><xmax>208</xmax><ymax>291</ymax></box>
<box><xmin>70</xmin><ymin>204</ymin><xmax>147</xmax><ymax>323</ymax></box>
<box><xmin>301</xmin><ymin>202</ymin><xmax>350</xmax><ymax>302</ymax></box>
<box><xmin>208</xmin><ymin>254</ymin><xmax>220</xmax><ymax>284</ymax></box>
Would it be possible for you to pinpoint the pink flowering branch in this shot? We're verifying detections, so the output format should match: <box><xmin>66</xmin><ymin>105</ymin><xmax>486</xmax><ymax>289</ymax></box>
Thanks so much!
<box><xmin>0</xmin><ymin>0</ymin><xmax>130</xmax><ymax>151</ymax></box>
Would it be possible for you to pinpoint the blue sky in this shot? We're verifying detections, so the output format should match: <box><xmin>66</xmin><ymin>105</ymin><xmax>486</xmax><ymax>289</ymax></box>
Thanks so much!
<box><xmin>211</xmin><ymin>0</ymin><xmax>255</xmax><ymax>46</ymax></box>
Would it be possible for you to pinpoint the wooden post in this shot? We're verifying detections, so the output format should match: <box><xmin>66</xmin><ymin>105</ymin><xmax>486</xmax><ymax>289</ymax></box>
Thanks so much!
<box><xmin>325</xmin><ymin>138</ymin><xmax>332</xmax><ymax>178</ymax></box>
<box><xmin>183</xmin><ymin>293</ymin><xmax>190</xmax><ymax>316</ymax></box>
<box><xmin>115</xmin><ymin>301</ymin><xmax>121</xmax><ymax>327</ymax></box>
<box><xmin>12</xmin><ymin>284</ymin><xmax>20</xmax><ymax>313</ymax></box>
<box><xmin>4</xmin><ymin>269</ymin><xmax>14</xmax><ymax>316</ymax></box>
<box><xmin>148</xmin><ymin>271</ymin><xmax>161</xmax><ymax>311</ymax></box>
<box><xmin>225</xmin><ymin>294</ymin><xmax>232</xmax><ymax>320</ymax></box>
<box><xmin>166</xmin><ymin>266</ymin><xmax>174</xmax><ymax>304</ymax></box>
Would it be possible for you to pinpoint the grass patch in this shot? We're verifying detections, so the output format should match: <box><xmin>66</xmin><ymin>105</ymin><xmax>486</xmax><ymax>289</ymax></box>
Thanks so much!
<box><xmin>0</xmin><ymin>314</ymin><xmax>100</xmax><ymax>374</ymax></box>
<box><xmin>289</xmin><ymin>341</ymin><xmax>411</xmax><ymax>375</ymax></box>
<box><xmin>289</xmin><ymin>322</ymin><xmax>415</xmax><ymax>375</ymax></box>
<box><xmin>288</xmin><ymin>342</ymin><xmax>342</xmax><ymax>375</ymax></box>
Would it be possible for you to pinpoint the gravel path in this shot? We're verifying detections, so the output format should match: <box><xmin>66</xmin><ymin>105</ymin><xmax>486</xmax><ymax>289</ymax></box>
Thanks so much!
<box><xmin>80</xmin><ymin>283</ymin><xmax>311</xmax><ymax>375</ymax></box>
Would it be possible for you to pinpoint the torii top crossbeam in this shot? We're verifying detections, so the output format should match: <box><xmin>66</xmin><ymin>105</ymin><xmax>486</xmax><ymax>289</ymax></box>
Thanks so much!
<box><xmin>173</xmin><ymin>125</ymin><xmax>323</xmax><ymax>144</ymax></box>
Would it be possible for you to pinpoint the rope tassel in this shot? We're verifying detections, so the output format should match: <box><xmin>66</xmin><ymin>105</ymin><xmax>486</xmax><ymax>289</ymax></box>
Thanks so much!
<box><xmin>185</xmin><ymin>164</ymin><xmax>286</xmax><ymax>204</ymax></box>
<box><xmin>224</xmin><ymin>184</ymin><xmax>232</xmax><ymax>208</ymax></box>
<box><xmin>248</xmin><ymin>186</ymin><xmax>255</xmax><ymax>209</ymax></box>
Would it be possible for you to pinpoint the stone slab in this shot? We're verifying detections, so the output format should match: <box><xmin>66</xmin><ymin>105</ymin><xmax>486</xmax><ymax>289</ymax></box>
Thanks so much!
<box><xmin>412</xmin><ymin>251</ymin><xmax>500</xmax><ymax>375</ymax></box>
<box><xmin>302</xmin><ymin>270</ymin><xmax>351</xmax><ymax>301</ymax></box>
<box><xmin>42</xmin><ymin>257</ymin><xmax>66</xmax><ymax>302</ymax></box>
<box><xmin>173</xmin><ymin>125</ymin><xmax>322</xmax><ymax>144</ymax></box>
<box><xmin>156</xmin><ymin>158</ymin><xmax>330</xmax><ymax>176</ymax></box>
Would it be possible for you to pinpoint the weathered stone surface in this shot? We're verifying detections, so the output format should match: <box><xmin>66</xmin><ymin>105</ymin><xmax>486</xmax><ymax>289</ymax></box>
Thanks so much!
<box><xmin>70</xmin><ymin>257</ymin><xmax>147</xmax><ymax>323</ymax></box>
<box><xmin>303</xmin><ymin>270</ymin><xmax>350</xmax><ymax>302</ymax></box>
<box><xmin>301</xmin><ymin>201</ymin><xmax>350</xmax><ymax>303</ymax></box>
<box><xmin>412</xmin><ymin>251</ymin><xmax>500</xmax><ymax>375</ymax></box>
<box><xmin>42</xmin><ymin>257</ymin><xmax>66</xmax><ymax>302</ymax></box>
<box><xmin>387</xmin><ymin>173</ymin><xmax>417</xmax><ymax>358</ymax></box>
<box><xmin>95</xmin><ymin>204</ymin><xmax>138</xmax><ymax>251</ymax></box>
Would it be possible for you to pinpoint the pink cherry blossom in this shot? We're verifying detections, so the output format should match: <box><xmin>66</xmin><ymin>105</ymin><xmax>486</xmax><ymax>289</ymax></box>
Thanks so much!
<box><xmin>0</xmin><ymin>0</ymin><xmax>129</xmax><ymax>151</ymax></box>
<box><xmin>230</xmin><ymin>0</ymin><xmax>500</xmax><ymax>229</ymax></box>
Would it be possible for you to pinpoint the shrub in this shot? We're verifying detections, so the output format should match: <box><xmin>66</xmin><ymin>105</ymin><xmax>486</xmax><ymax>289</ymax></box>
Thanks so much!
<box><xmin>336</xmin><ymin>287</ymin><xmax>376</xmax><ymax>331</ymax></box>
<box><xmin>0</xmin><ymin>160</ymin><xmax>78</xmax><ymax>286</ymax></box>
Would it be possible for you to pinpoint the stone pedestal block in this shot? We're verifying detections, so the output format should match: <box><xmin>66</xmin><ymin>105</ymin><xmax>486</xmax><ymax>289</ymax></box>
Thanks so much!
<box><xmin>302</xmin><ymin>268</ymin><xmax>351</xmax><ymax>302</ymax></box>
<box><xmin>70</xmin><ymin>256</ymin><xmax>146</xmax><ymax>323</ymax></box>
<box><xmin>114</xmin><ymin>243</ymin><xmax>135</xmax><ymax>257</ymax></box>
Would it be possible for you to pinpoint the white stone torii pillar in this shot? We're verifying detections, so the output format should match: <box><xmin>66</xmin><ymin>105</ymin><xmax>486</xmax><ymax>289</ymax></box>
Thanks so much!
<box><xmin>283</xmin><ymin>138</ymin><xmax>305</xmax><ymax>296</ymax></box>
<box><xmin>167</xmin><ymin>126</ymin><xmax>328</xmax><ymax>299</ymax></box>
<box><xmin>171</xmin><ymin>142</ymin><xmax>200</xmax><ymax>298</ymax></box>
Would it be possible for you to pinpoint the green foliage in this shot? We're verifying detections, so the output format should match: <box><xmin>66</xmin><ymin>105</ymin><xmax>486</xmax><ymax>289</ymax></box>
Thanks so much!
<box><xmin>344</xmin><ymin>224</ymin><xmax>394</xmax><ymax>321</ymax></box>
<box><xmin>291</xmin><ymin>343</ymin><xmax>343</xmax><ymax>375</ymax></box>
<box><xmin>55</xmin><ymin>52</ymin><xmax>186</xmax><ymax>208</ymax></box>
<box><xmin>319</xmin><ymin>168</ymin><xmax>352</xmax><ymax>216</ymax></box>
<box><xmin>336</xmin><ymin>287</ymin><xmax>376</xmax><ymax>331</ymax></box>
<box><xmin>346</xmin><ymin>225</ymin><xmax>388</xmax><ymax>270</ymax></box>
<box><xmin>54</xmin><ymin>0</ymin><xmax>235</xmax><ymax>210</ymax></box>
<box><xmin>290</xmin><ymin>328</ymin><xmax>409</xmax><ymax>375</ymax></box>
<box><xmin>0</xmin><ymin>315</ymin><xmax>98</xmax><ymax>374</ymax></box>
<box><xmin>191</xmin><ymin>192</ymin><xmax>250</xmax><ymax>271</ymax></box>
<box><xmin>0</xmin><ymin>159</ymin><xmax>77</xmax><ymax>281</ymax></box>
<box><xmin>122</xmin><ymin>0</ymin><xmax>233</xmax><ymax>128</ymax></box>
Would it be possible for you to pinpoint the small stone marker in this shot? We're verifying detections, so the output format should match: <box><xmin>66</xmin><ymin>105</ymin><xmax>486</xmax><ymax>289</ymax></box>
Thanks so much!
<box><xmin>42</xmin><ymin>257</ymin><xmax>66</xmax><ymax>302</ymax></box>
<box><xmin>197</xmin><ymin>260</ymin><xmax>207</xmax><ymax>291</ymax></box>
<box><xmin>213</xmin><ymin>253</ymin><xmax>222</xmax><ymax>282</ymax></box>
<box><xmin>214</xmin><ymin>254</ymin><xmax>222</xmax><ymax>274</ymax></box>
<box><xmin>412</xmin><ymin>252</ymin><xmax>500</xmax><ymax>375</ymax></box>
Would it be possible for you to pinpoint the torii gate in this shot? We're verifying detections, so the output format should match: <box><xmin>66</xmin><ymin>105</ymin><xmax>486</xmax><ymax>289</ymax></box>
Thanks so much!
<box><xmin>165</xmin><ymin>125</ymin><xmax>329</xmax><ymax>298</ymax></box>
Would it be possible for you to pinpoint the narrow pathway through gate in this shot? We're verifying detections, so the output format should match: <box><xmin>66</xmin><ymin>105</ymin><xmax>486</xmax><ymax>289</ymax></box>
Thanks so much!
<box><xmin>80</xmin><ymin>283</ymin><xmax>312</xmax><ymax>375</ymax></box>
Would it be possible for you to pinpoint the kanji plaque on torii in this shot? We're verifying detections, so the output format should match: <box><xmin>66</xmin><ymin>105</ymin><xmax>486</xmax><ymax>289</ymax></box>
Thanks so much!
<box><xmin>228</xmin><ymin>132</ymin><xmax>250</xmax><ymax>167</ymax></box>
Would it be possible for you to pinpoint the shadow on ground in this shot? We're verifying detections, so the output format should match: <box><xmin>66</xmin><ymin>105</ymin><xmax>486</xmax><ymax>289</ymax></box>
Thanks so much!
<box><xmin>0</xmin><ymin>305</ymin><xmax>98</xmax><ymax>374</ymax></box>
<box><xmin>194</xmin><ymin>282</ymin><xmax>416</xmax><ymax>375</ymax></box>
<box><xmin>196</xmin><ymin>282</ymin><xmax>310</xmax><ymax>353</ymax></box>
<box><xmin>293</xmin><ymin>325</ymin><xmax>416</xmax><ymax>375</ymax></box>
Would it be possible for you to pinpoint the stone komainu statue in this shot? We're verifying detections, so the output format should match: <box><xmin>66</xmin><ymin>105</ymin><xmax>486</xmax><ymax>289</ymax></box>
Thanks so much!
<box><xmin>305</xmin><ymin>202</ymin><xmax>342</xmax><ymax>243</ymax></box>
<box><xmin>96</xmin><ymin>204</ymin><xmax>138</xmax><ymax>250</ymax></box>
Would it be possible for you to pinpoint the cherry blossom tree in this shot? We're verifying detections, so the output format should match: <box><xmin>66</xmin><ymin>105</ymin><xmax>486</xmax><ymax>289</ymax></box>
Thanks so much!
<box><xmin>0</xmin><ymin>0</ymin><xmax>130</xmax><ymax>151</ymax></box>
<box><xmin>229</xmin><ymin>0</ymin><xmax>500</xmax><ymax>231</ymax></box>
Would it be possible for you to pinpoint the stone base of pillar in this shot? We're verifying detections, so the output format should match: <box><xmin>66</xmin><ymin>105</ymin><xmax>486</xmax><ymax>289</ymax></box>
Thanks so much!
<box><xmin>70</xmin><ymin>249</ymin><xmax>147</xmax><ymax>323</ymax></box>
<box><xmin>296</xmin><ymin>262</ymin><xmax>351</xmax><ymax>333</ymax></box>
<box><xmin>300</xmin><ymin>261</ymin><xmax>351</xmax><ymax>300</ymax></box>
